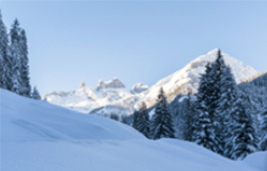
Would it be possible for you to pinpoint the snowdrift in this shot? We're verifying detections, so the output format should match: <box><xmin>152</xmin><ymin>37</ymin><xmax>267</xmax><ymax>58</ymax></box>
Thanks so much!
<box><xmin>1</xmin><ymin>89</ymin><xmax>266</xmax><ymax>171</ymax></box>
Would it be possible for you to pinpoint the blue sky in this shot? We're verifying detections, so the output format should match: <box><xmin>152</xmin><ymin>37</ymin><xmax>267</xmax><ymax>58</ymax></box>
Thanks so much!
<box><xmin>1</xmin><ymin>1</ymin><xmax>266</xmax><ymax>95</ymax></box>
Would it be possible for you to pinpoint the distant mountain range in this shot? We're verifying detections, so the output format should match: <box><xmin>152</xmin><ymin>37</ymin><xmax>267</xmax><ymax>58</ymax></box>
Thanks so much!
<box><xmin>43</xmin><ymin>49</ymin><xmax>260</xmax><ymax>116</ymax></box>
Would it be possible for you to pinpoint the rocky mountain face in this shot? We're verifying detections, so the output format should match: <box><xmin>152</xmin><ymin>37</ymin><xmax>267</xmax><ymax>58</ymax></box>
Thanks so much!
<box><xmin>43</xmin><ymin>49</ymin><xmax>260</xmax><ymax>116</ymax></box>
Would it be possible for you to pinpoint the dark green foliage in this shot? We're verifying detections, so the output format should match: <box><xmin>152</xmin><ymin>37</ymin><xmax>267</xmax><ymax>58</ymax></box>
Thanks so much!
<box><xmin>19</xmin><ymin>29</ymin><xmax>31</xmax><ymax>97</ymax></box>
<box><xmin>230</xmin><ymin>99</ymin><xmax>258</xmax><ymax>160</ymax></box>
<box><xmin>260</xmin><ymin>106</ymin><xmax>267</xmax><ymax>151</ymax></box>
<box><xmin>121</xmin><ymin>115</ymin><xmax>129</xmax><ymax>125</ymax></box>
<box><xmin>150</xmin><ymin>88</ymin><xmax>175</xmax><ymax>140</ymax></box>
<box><xmin>110</xmin><ymin>113</ymin><xmax>119</xmax><ymax>121</ymax></box>
<box><xmin>10</xmin><ymin>19</ymin><xmax>20</xmax><ymax>43</ymax></box>
<box><xmin>133</xmin><ymin>102</ymin><xmax>150</xmax><ymax>138</ymax></box>
<box><xmin>0</xmin><ymin>11</ymin><xmax>33</xmax><ymax>97</ymax></box>
<box><xmin>182</xmin><ymin>92</ymin><xmax>196</xmax><ymax>141</ymax></box>
<box><xmin>192</xmin><ymin>50</ymin><xmax>231</xmax><ymax>154</ymax></box>
<box><xmin>0</xmin><ymin>10</ymin><xmax>12</xmax><ymax>90</ymax></box>
<box><xmin>10</xmin><ymin>19</ymin><xmax>22</xmax><ymax>94</ymax></box>
<box><xmin>192</xmin><ymin>62</ymin><xmax>220</xmax><ymax>152</ymax></box>
<box><xmin>218</xmin><ymin>66</ymin><xmax>238</xmax><ymax>156</ymax></box>
<box><xmin>32</xmin><ymin>86</ymin><xmax>41</xmax><ymax>100</ymax></box>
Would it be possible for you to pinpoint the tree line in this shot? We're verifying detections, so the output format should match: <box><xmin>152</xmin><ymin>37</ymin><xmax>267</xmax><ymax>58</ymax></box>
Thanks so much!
<box><xmin>0</xmin><ymin>10</ymin><xmax>40</xmax><ymax>99</ymax></box>
<box><xmin>132</xmin><ymin>50</ymin><xmax>267</xmax><ymax>160</ymax></box>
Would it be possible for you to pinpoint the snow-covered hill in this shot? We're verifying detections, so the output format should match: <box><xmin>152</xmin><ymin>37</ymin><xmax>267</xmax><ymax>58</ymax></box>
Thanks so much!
<box><xmin>43</xmin><ymin>49</ymin><xmax>259</xmax><ymax>114</ymax></box>
<box><xmin>1</xmin><ymin>89</ymin><xmax>266</xmax><ymax>171</ymax></box>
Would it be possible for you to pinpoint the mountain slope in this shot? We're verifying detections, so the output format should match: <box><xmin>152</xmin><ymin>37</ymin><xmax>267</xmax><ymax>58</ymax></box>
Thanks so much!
<box><xmin>1</xmin><ymin>89</ymin><xmax>266</xmax><ymax>171</ymax></box>
<box><xmin>44</xmin><ymin>78</ymin><xmax>139</xmax><ymax>115</ymax></box>
<box><xmin>136</xmin><ymin>49</ymin><xmax>259</xmax><ymax>108</ymax></box>
<box><xmin>43</xmin><ymin>49</ymin><xmax>259</xmax><ymax>114</ymax></box>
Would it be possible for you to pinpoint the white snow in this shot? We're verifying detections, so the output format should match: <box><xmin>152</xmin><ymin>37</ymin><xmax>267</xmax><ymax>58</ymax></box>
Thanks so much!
<box><xmin>43</xmin><ymin>49</ymin><xmax>260</xmax><ymax>114</ymax></box>
<box><xmin>1</xmin><ymin>89</ymin><xmax>266</xmax><ymax>171</ymax></box>
<box><xmin>43</xmin><ymin>79</ymin><xmax>137</xmax><ymax>115</ymax></box>
<box><xmin>136</xmin><ymin>49</ymin><xmax>259</xmax><ymax>108</ymax></box>
<box><xmin>131</xmin><ymin>83</ymin><xmax>150</xmax><ymax>94</ymax></box>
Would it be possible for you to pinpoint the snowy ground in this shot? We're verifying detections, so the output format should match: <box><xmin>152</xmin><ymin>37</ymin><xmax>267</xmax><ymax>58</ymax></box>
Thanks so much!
<box><xmin>1</xmin><ymin>89</ymin><xmax>266</xmax><ymax>171</ymax></box>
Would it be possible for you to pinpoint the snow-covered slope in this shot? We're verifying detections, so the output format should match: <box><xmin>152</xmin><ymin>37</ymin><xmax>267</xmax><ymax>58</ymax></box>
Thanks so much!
<box><xmin>43</xmin><ymin>78</ymin><xmax>139</xmax><ymax>115</ymax></box>
<box><xmin>136</xmin><ymin>49</ymin><xmax>259</xmax><ymax>108</ymax></box>
<box><xmin>1</xmin><ymin>89</ymin><xmax>266</xmax><ymax>171</ymax></box>
<box><xmin>44</xmin><ymin>49</ymin><xmax>259</xmax><ymax>113</ymax></box>
<box><xmin>131</xmin><ymin>83</ymin><xmax>149</xmax><ymax>94</ymax></box>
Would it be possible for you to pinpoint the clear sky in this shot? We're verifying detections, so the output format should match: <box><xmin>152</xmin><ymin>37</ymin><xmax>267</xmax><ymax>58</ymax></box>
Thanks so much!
<box><xmin>1</xmin><ymin>1</ymin><xmax>266</xmax><ymax>95</ymax></box>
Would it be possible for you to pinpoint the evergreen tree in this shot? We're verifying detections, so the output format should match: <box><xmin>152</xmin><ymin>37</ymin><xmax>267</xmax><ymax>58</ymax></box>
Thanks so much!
<box><xmin>208</xmin><ymin>50</ymin><xmax>227</xmax><ymax>154</ymax></box>
<box><xmin>207</xmin><ymin>49</ymin><xmax>226</xmax><ymax>117</ymax></box>
<box><xmin>260</xmin><ymin>105</ymin><xmax>267</xmax><ymax>151</ymax></box>
<box><xmin>133</xmin><ymin>102</ymin><xmax>150</xmax><ymax>138</ymax></box>
<box><xmin>32</xmin><ymin>86</ymin><xmax>41</xmax><ymax>100</ymax></box>
<box><xmin>243</xmin><ymin>87</ymin><xmax>261</xmax><ymax>152</ymax></box>
<box><xmin>230</xmin><ymin>98</ymin><xmax>258</xmax><ymax>160</ymax></box>
<box><xmin>193</xmin><ymin>49</ymin><xmax>228</xmax><ymax>154</ymax></box>
<box><xmin>150</xmin><ymin>88</ymin><xmax>175</xmax><ymax>140</ymax></box>
<box><xmin>182</xmin><ymin>91</ymin><xmax>195</xmax><ymax>141</ymax></box>
<box><xmin>0</xmin><ymin>10</ymin><xmax>12</xmax><ymax>90</ymax></box>
<box><xmin>19</xmin><ymin>29</ymin><xmax>31</xmax><ymax>97</ymax></box>
<box><xmin>192</xmin><ymin>63</ymin><xmax>220</xmax><ymax>152</ymax></box>
<box><xmin>10</xmin><ymin>19</ymin><xmax>22</xmax><ymax>94</ymax></box>
<box><xmin>217</xmin><ymin>66</ymin><xmax>238</xmax><ymax>156</ymax></box>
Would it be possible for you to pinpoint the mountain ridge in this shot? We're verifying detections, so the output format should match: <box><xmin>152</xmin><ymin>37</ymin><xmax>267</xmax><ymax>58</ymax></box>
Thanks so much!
<box><xmin>43</xmin><ymin>49</ymin><xmax>260</xmax><ymax>115</ymax></box>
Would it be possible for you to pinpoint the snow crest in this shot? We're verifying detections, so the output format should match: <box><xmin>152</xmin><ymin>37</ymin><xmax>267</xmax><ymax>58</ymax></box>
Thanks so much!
<box><xmin>1</xmin><ymin>89</ymin><xmax>266</xmax><ymax>171</ymax></box>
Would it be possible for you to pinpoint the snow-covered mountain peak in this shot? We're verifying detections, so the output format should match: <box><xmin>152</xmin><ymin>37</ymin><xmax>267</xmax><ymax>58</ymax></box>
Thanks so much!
<box><xmin>97</xmin><ymin>78</ymin><xmax>125</xmax><ymax>90</ymax></box>
<box><xmin>188</xmin><ymin>49</ymin><xmax>258</xmax><ymax>83</ymax></box>
<box><xmin>136</xmin><ymin>49</ymin><xmax>259</xmax><ymax>109</ymax></box>
<box><xmin>79</xmin><ymin>81</ymin><xmax>86</xmax><ymax>89</ymax></box>
<box><xmin>207</xmin><ymin>48</ymin><xmax>220</xmax><ymax>55</ymax></box>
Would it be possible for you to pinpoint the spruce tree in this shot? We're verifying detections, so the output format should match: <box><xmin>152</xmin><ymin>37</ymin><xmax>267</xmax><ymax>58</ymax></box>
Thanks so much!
<box><xmin>150</xmin><ymin>88</ymin><xmax>175</xmax><ymax>140</ymax></box>
<box><xmin>217</xmin><ymin>66</ymin><xmax>238</xmax><ymax>156</ymax></box>
<box><xmin>183</xmin><ymin>91</ymin><xmax>195</xmax><ymax>141</ymax></box>
<box><xmin>230</xmin><ymin>98</ymin><xmax>258</xmax><ymax>160</ymax></box>
<box><xmin>32</xmin><ymin>86</ymin><xmax>41</xmax><ymax>100</ymax></box>
<box><xmin>260</xmin><ymin>105</ymin><xmax>267</xmax><ymax>151</ymax></box>
<box><xmin>19</xmin><ymin>29</ymin><xmax>31</xmax><ymax>97</ymax></box>
<box><xmin>10</xmin><ymin>19</ymin><xmax>22</xmax><ymax>94</ymax></box>
<box><xmin>133</xmin><ymin>102</ymin><xmax>150</xmax><ymax>138</ymax></box>
<box><xmin>192</xmin><ymin>63</ymin><xmax>220</xmax><ymax>152</ymax></box>
<box><xmin>0</xmin><ymin>10</ymin><xmax>12</xmax><ymax>90</ymax></box>
<box><xmin>208</xmin><ymin>50</ymin><xmax>227</xmax><ymax>154</ymax></box>
<box><xmin>208</xmin><ymin>49</ymin><xmax>226</xmax><ymax>116</ymax></box>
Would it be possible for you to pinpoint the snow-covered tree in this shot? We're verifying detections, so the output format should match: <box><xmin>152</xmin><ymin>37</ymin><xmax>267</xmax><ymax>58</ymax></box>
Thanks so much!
<box><xmin>32</xmin><ymin>86</ymin><xmax>41</xmax><ymax>100</ymax></box>
<box><xmin>19</xmin><ymin>29</ymin><xmax>31</xmax><ymax>97</ymax></box>
<box><xmin>230</xmin><ymin>98</ymin><xmax>258</xmax><ymax>160</ymax></box>
<box><xmin>207</xmin><ymin>50</ymin><xmax>226</xmax><ymax>116</ymax></box>
<box><xmin>260</xmin><ymin>105</ymin><xmax>267</xmax><ymax>151</ymax></box>
<box><xmin>133</xmin><ymin>102</ymin><xmax>150</xmax><ymax>138</ymax></box>
<box><xmin>182</xmin><ymin>91</ymin><xmax>196</xmax><ymax>141</ymax></box>
<box><xmin>192</xmin><ymin>99</ymin><xmax>218</xmax><ymax>152</ymax></box>
<box><xmin>10</xmin><ymin>19</ymin><xmax>22</xmax><ymax>94</ymax></box>
<box><xmin>0</xmin><ymin>10</ymin><xmax>12</xmax><ymax>90</ymax></box>
<box><xmin>217</xmin><ymin>66</ymin><xmax>238</xmax><ymax>156</ymax></box>
<box><xmin>150</xmin><ymin>88</ymin><xmax>175</xmax><ymax>140</ymax></box>
<box><xmin>194</xmin><ymin>49</ymin><xmax>230</xmax><ymax>154</ymax></box>
<box><xmin>110</xmin><ymin>113</ymin><xmax>119</xmax><ymax>121</ymax></box>
<box><xmin>192</xmin><ymin>62</ymin><xmax>220</xmax><ymax>152</ymax></box>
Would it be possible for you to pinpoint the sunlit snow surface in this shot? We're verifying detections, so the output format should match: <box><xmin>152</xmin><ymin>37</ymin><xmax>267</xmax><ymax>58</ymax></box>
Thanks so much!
<box><xmin>43</xmin><ymin>49</ymin><xmax>259</xmax><ymax>115</ymax></box>
<box><xmin>1</xmin><ymin>89</ymin><xmax>266</xmax><ymax>171</ymax></box>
